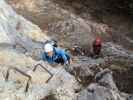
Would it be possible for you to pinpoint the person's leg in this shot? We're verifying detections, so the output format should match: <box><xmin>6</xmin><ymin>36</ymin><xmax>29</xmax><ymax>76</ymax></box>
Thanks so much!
<box><xmin>65</xmin><ymin>54</ymin><xmax>71</xmax><ymax>64</ymax></box>
<box><xmin>93</xmin><ymin>45</ymin><xmax>101</xmax><ymax>55</ymax></box>
<box><xmin>96</xmin><ymin>46</ymin><xmax>101</xmax><ymax>55</ymax></box>
<box><xmin>54</xmin><ymin>57</ymin><xmax>65</xmax><ymax>65</ymax></box>
<box><xmin>92</xmin><ymin>45</ymin><xmax>101</xmax><ymax>59</ymax></box>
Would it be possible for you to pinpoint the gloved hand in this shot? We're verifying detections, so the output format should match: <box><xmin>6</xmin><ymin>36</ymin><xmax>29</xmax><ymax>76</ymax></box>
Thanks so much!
<box><xmin>65</xmin><ymin>60</ymin><xmax>71</xmax><ymax>66</ymax></box>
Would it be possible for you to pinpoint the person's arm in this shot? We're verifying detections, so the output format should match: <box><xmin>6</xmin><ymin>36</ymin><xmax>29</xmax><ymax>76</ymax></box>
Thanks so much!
<box><xmin>62</xmin><ymin>54</ymin><xmax>68</xmax><ymax>64</ymax></box>
<box><xmin>61</xmin><ymin>51</ymin><xmax>70</xmax><ymax>64</ymax></box>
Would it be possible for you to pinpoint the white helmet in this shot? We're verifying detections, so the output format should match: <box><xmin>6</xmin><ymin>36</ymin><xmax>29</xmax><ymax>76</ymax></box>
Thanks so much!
<box><xmin>44</xmin><ymin>43</ymin><xmax>53</xmax><ymax>52</ymax></box>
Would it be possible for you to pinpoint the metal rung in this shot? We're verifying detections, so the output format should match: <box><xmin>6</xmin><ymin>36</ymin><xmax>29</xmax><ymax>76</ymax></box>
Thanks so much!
<box><xmin>13</xmin><ymin>43</ymin><xmax>28</xmax><ymax>54</ymax></box>
<box><xmin>33</xmin><ymin>64</ymin><xmax>53</xmax><ymax>83</ymax></box>
<box><xmin>5</xmin><ymin>67</ymin><xmax>31</xmax><ymax>93</ymax></box>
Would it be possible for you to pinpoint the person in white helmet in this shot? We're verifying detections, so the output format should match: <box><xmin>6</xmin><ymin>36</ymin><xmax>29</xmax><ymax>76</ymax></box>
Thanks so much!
<box><xmin>42</xmin><ymin>43</ymin><xmax>70</xmax><ymax>65</ymax></box>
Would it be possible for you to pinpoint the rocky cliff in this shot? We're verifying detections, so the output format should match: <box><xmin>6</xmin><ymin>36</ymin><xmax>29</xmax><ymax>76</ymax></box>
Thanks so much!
<box><xmin>0</xmin><ymin>0</ymin><xmax>132</xmax><ymax>100</ymax></box>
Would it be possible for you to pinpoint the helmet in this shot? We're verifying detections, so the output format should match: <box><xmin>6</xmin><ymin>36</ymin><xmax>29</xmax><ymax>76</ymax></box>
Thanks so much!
<box><xmin>45</xmin><ymin>39</ymin><xmax>58</xmax><ymax>47</ymax></box>
<box><xmin>44</xmin><ymin>43</ymin><xmax>53</xmax><ymax>52</ymax></box>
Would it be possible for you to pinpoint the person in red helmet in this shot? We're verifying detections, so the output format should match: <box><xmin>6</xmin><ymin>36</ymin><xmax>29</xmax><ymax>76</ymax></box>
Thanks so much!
<box><xmin>92</xmin><ymin>37</ymin><xmax>102</xmax><ymax>58</ymax></box>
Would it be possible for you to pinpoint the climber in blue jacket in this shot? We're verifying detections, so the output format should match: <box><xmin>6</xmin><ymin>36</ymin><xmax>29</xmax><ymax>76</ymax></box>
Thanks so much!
<box><xmin>42</xmin><ymin>43</ymin><xmax>70</xmax><ymax>65</ymax></box>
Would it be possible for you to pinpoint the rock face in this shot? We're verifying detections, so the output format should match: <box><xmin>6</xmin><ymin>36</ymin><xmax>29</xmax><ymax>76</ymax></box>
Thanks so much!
<box><xmin>0</xmin><ymin>0</ymin><xmax>49</xmax><ymax>52</ymax></box>
<box><xmin>0</xmin><ymin>0</ymin><xmax>132</xmax><ymax>100</ymax></box>
<box><xmin>7</xmin><ymin>0</ymin><xmax>133</xmax><ymax>52</ymax></box>
<box><xmin>7</xmin><ymin>0</ymin><xmax>111</xmax><ymax>49</ymax></box>
<box><xmin>95</xmin><ymin>69</ymin><xmax>118</xmax><ymax>91</ymax></box>
<box><xmin>67</xmin><ymin>43</ymin><xmax>133</xmax><ymax>99</ymax></box>
<box><xmin>0</xmin><ymin>62</ymin><xmax>79</xmax><ymax>100</ymax></box>
<box><xmin>77</xmin><ymin>69</ymin><xmax>128</xmax><ymax>100</ymax></box>
<box><xmin>0</xmin><ymin>0</ymin><xmax>80</xmax><ymax>100</ymax></box>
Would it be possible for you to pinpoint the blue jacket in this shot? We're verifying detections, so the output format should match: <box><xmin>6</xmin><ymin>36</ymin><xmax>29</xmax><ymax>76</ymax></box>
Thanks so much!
<box><xmin>42</xmin><ymin>47</ymin><xmax>70</xmax><ymax>64</ymax></box>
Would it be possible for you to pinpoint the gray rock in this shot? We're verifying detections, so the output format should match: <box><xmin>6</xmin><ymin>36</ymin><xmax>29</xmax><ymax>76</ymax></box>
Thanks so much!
<box><xmin>128</xmin><ymin>95</ymin><xmax>133</xmax><ymax>100</ymax></box>
<box><xmin>78</xmin><ymin>83</ymin><xmax>127</xmax><ymax>100</ymax></box>
<box><xmin>0</xmin><ymin>0</ymin><xmax>49</xmax><ymax>53</ymax></box>
<box><xmin>95</xmin><ymin>68</ymin><xmax>118</xmax><ymax>91</ymax></box>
